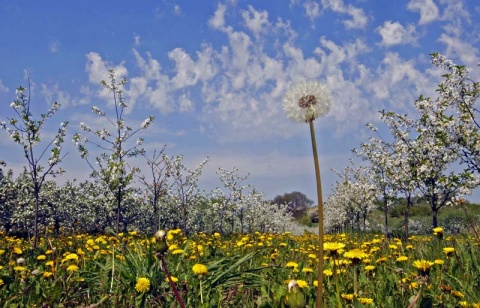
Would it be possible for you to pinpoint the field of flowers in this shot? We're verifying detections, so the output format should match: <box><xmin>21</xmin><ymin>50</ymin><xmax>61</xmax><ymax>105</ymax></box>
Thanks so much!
<box><xmin>0</xmin><ymin>228</ymin><xmax>479</xmax><ymax>307</ymax></box>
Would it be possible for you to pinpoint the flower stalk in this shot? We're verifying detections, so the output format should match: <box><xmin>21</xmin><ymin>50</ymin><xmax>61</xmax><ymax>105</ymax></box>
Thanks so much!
<box><xmin>283</xmin><ymin>80</ymin><xmax>332</xmax><ymax>308</ymax></box>
<box><xmin>310</xmin><ymin>119</ymin><xmax>325</xmax><ymax>307</ymax></box>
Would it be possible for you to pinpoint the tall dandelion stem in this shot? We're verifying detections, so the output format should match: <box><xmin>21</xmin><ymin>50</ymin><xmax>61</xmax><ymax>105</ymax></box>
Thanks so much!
<box><xmin>310</xmin><ymin>119</ymin><xmax>325</xmax><ymax>307</ymax></box>
<box><xmin>283</xmin><ymin>80</ymin><xmax>332</xmax><ymax>308</ymax></box>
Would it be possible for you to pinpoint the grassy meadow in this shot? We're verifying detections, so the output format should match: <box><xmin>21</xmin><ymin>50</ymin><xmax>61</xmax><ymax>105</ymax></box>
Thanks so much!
<box><xmin>0</xmin><ymin>227</ymin><xmax>479</xmax><ymax>307</ymax></box>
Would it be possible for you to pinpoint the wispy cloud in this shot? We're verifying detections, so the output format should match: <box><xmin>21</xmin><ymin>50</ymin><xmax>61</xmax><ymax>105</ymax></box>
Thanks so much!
<box><xmin>407</xmin><ymin>0</ymin><xmax>439</xmax><ymax>25</ymax></box>
<box><xmin>321</xmin><ymin>0</ymin><xmax>368</xmax><ymax>29</ymax></box>
<box><xmin>376</xmin><ymin>21</ymin><xmax>418</xmax><ymax>46</ymax></box>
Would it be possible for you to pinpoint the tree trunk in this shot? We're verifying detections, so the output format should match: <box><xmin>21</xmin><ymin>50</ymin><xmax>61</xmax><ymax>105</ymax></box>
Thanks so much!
<box><xmin>33</xmin><ymin>183</ymin><xmax>40</xmax><ymax>249</ymax></box>
<box><xmin>384</xmin><ymin>201</ymin><xmax>389</xmax><ymax>237</ymax></box>
<box><xmin>404</xmin><ymin>194</ymin><xmax>412</xmax><ymax>240</ymax></box>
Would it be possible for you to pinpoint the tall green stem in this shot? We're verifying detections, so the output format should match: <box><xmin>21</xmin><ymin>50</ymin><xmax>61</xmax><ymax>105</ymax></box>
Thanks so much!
<box><xmin>333</xmin><ymin>257</ymin><xmax>342</xmax><ymax>308</ymax></box>
<box><xmin>309</xmin><ymin>119</ymin><xmax>324</xmax><ymax>308</ymax></box>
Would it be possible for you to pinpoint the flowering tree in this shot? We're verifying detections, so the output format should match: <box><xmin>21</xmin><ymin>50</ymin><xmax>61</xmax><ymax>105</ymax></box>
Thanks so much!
<box><xmin>73</xmin><ymin>70</ymin><xmax>154</xmax><ymax>233</ymax></box>
<box><xmin>429</xmin><ymin>53</ymin><xmax>480</xmax><ymax>175</ymax></box>
<box><xmin>162</xmin><ymin>155</ymin><xmax>209</xmax><ymax>235</ymax></box>
<box><xmin>0</xmin><ymin>84</ymin><xmax>68</xmax><ymax>248</ymax></box>
<box><xmin>370</xmin><ymin>99</ymin><xmax>475</xmax><ymax>229</ymax></box>
<box><xmin>212</xmin><ymin>167</ymin><xmax>251</xmax><ymax>234</ymax></box>
<box><xmin>0</xmin><ymin>169</ymin><xmax>16</xmax><ymax>233</ymax></box>
<box><xmin>137</xmin><ymin>146</ymin><xmax>170</xmax><ymax>232</ymax></box>
<box><xmin>354</xmin><ymin>120</ymin><xmax>422</xmax><ymax>237</ymax></box>
<box><xmin>327</xmin><ymin>161</ymin><xmax>377</xmax><ymax>232</ymax></box>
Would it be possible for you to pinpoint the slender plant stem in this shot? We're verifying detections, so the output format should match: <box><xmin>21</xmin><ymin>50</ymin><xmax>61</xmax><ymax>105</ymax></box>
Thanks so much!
<box><xmin>309</xmin><ymin>119</ymin><xmax>324</xmax><ymax>308</ymax></box>
<box><xmin>333</xmin><ymin>257</ymin><xmax>342</xmax><ymax>308</ymax></box>
<box><xmin>161</xmin><ymin>256</ymin><xmax>186</xmax><ymax>308</ymax></box>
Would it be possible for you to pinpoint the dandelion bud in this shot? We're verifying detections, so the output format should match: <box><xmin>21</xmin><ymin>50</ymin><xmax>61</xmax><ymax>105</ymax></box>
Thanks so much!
<box><xmin>154</xmin><ymin>230</ymin><xmax>168</xmax><ymax>255</ymax></box>
<box><xmin>285</xmin><ymin>279</ymin><xmax>305</xmax><ymax>308</ymax></box>
<box><xmin>155</xmin><ymin>230</ymin><xmax>166</xmax><ymax>240</ymax></box>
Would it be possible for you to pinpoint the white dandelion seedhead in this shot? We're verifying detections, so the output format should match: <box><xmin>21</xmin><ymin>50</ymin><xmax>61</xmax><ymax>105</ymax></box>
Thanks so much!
<box><xmin>283</xmin><ymin>80</ymin><xmax>332</xmax><ymax>122</ymax></box>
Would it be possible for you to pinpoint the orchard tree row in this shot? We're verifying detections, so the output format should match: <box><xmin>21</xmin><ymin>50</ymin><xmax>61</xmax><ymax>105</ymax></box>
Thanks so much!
<box><xmin>0</xmin><ymin>70</ymin><xmax>294</xmax><ymax>248</ymax></box>
<box><xmin>324</xmin><ymin>53</ymin><xmax>480</xmax><ymax>238</ymax></box>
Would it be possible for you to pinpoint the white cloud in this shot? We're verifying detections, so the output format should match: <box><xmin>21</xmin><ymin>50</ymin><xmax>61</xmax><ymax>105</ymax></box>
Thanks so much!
<box><xmin>369</xmin><ymin>52</ymin><xmax>435</xmax><ymax>112</ymax></box>
<box><xmin>321</xmin><ymin>0</ymin><xmax>368</xmax><ymax>29</ymax></box>
<box><xmin>241</xmin><ymin>5</ymin><xmax>269</xmax><ymax>38</ymax></box>
<box><xmin>438</xmin><ymin>33</ymin><xmax>479</xmax><ymax>68</ymax></box>
<box><xmin>0</xmin><ymin>80</ymin><xmax>9</xmax><ymax>93</ymax></box>
<box><xmin>134</xmin><ymin>34</ymin><xmax>141</xmax><ymax>46</ymax></box>
<box><xmin>41</xmin><ymin>83</ymin><xmax>72</xmax><ymax>107</ymax></box>
<box><xmin>376</xmin><ymin>21</ymin><xmax>418</xmax><ymax>46</ymax></box>
<box><xmin>174</xmin><ymin>5</ymin><xmax>182</xmax><ymax>16</ymax></box>
<box><xmin>168</xmin><ymin>45</ymin><xmax>218</xmax><ymax>89</ymax></box>
<box><xmin>439</xmin><ymin>0</ymin><xmax>471</xmax><ymax>36</ymax></box>
<box><xmin>85</xmin><ymin>52</ymin><xmax>128</xmax><ymax>84</ymax></box>
<box><xmin>407</xmin><ymin>0</ymin><xmax>439</xmax><ymax>25</ymax></box>
<box><xmin>49</xmin><ymin>38</ymin><xmax>60</xmax><ymax>53</ymax></box>
<box><xmin>209</xmin><ymin>3</ymin><xmax>227</xmax><ymax>30</ymax></box>
<box><xmin>178</xmin><ymin>93</ymin><xmax>194</xmax><ymax>112</ymax></box>
<box><xmin>303</xmin><ymin>1</ymin><xmax>320</xmax><ymax>25</ymax></box>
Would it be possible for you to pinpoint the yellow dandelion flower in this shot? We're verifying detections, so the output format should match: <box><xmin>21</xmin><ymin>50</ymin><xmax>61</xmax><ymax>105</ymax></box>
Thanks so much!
<box><xmin>0</xmin><ymin>279</ymin><xmax>4</xmax><ymax>286</ymax></box>
<box><xmin>302</xmin><ymin>267</ymin><xmax>314</xmax><ymax>273</ymax></box>
<box><xmin>358</xmin><ymin>297</ymin><xmax>374</xmax><ymax>305</ymax></box>
<box><xmin>192</xmin><ymin>263</ymin><xmax>208</xmax><ymax>276</ymax></box>
<box><xmin>343</xmin><ymin>249</ymin><xmax>369</xmax><ymax>261</ymax></box>
<box><xmin>37</xmin><ymin>255</ymin><xmax>47</xmax><ymax>260</ymax></box>
<box><xmin>376</xmin><ymin>257</ymin><xmax>387</xmax><ymax>263</ymax></box>
<box><xmin>434</xmin><ymin>259</ymin><xmax>444</xmax><ymax>265</ymax></box>
<box><xmin>413</xmin><ymin>259</ymin><xmax>434</xmax><ymax>276</ymax></box>
<box><xmin>341</xmin><ymin>294</ymin><xmax>354</xmax><ymax>301</ymax></box>
<box><xmin>13</xmin><ymin>247</ymin><xmax>22</xmax><ymax>254</ymax></box>
<box><xmin>43</xmin><ymin>271</ymin><xmax>54</xmax><ymax>278</ymax></box>
<box><xmin>135</xmin><ymin>277</ymin><xmax>150</xmax><ymax>293</ymax></box>
<box><xmin>324</xmin><ymin>242</ymin><xmax>345</xmax><ymax>253</ymax></box>
<box><xmin>443</xmin><ymin>247</ymin><xmax>455</xmax><ymax>255</ymax></box>
<box><xmin>323</xmin><ymin>269</ymin><xmax>333</xmax><ymax>276</ymax></box>
<box><xmin>168</xmin><ymin>244</ymin><xmax>179</xmax><ymax>251</ymax></box>
<box><xmin>296</xmin><ymin>279</ymin><xmax>308</xmax><ymax>288</ymax></box>
<box><xmin>166</xmin><ymin>276</ymin><xmax>179</xmax><ymax>283</ymax></box>
<box><xmin>396</xmin><ymin>256</ymin><xmax>409</xmax><ymax>262</ymax></box>
<box><xmin>45</xmin><ymin>261</ymin><xmax>54</xmax><ymax>267</ymax></box>
<box><xmin>14</xmin><ymin>266</ymin><xmax>27</xmax><ymax>271</ymax></box>
<box><xmin>433</xmin><ymin>227</ymin><xmax>443</xmax><ymax>234</ymax></box>
<box><xmin>67</xmin><ymin>265</ymin><xmax>79</xmax><ymax>272</ymax></box>
<box><xmin>171</xmin><ymin>249</ymin><xmax>184</xmax><ymax>255</ymax></box>
<box><xmin>285</xmin><ymin>261</ymin><xmax>298</xmax><ymax>269</ymax></box>
<box><xmin>365</xmin><ymin>265</ymin><xmax>375</xmax><ymax>271</ymax></box>
<box><xmin>64</xmin><ymin>253</ymin><xmax>79</xmax><ymax>262</ymax></box>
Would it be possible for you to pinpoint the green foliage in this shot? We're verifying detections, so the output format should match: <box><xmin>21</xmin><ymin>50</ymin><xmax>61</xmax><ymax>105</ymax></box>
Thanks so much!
<box><xmin>1</xmin><ymin>230</ymin><xmax>480</xmax><ymax>306</ymax></box>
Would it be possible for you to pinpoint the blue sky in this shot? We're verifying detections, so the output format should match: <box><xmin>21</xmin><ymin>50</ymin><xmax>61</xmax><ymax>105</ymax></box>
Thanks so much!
<box><xmin>0</xmin><ymin>0</ymin><xmax>479</xmax><ymax>202</ymax></box>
